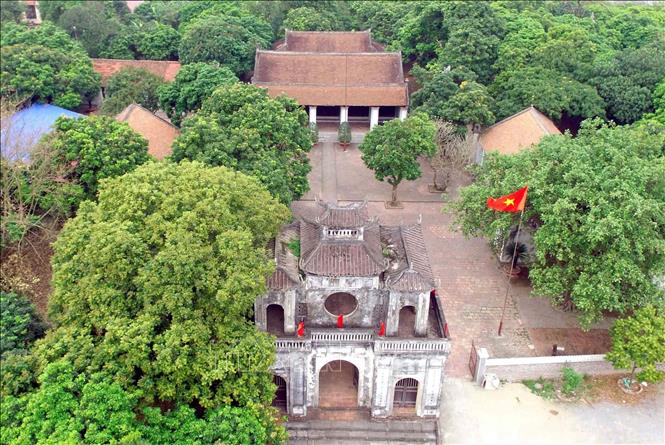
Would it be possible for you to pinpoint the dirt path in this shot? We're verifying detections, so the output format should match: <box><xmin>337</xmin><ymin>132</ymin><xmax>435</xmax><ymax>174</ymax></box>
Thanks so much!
<box><xmin>439</xmin><ymin>378</ymin><xmax>664</xmax><ymax>444</ymax></box>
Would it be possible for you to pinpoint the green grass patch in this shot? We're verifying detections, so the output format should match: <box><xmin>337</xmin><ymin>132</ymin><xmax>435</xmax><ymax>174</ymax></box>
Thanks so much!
<box><xmin>287</xmin><ymin>239</ymin><xmax>300</xmax><ymax>257</ymax></box>
<box><xmin>523</xmin><ymin>377</ymin><xmax>556</xmax><ymax>400</ymax></box>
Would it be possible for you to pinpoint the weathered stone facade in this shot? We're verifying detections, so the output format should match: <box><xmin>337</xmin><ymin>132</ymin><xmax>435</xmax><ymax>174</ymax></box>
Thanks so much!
<box><xmin>255</xmin><ymin>201</ymin><xmax>450</xmax><ymax>418</ymax></box>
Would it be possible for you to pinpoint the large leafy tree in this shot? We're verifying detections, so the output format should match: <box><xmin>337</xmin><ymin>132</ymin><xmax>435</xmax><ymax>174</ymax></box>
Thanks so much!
<box><xmin>452</xmin><ymin>120</ymin><xmax>665</xmax><ymax>326</ymax></box>
<box><xmin>100</xmin><ymin>67</ymin><xmax>165</xmax><ymax>115</ymax></box>
<box><xmin>438</xmin><ymin>80</ymin><xmax>495</xmax><ymax>129</ymax></box>
<box><xmin>359</xmin><ymin>112</ymin><xmax>436</xmax><ymax>205</ymax></box>
<box><xmin>0</xmin><ymin>22</ymin><xmax>100</xmax><ymax>109</ymax></box>
<box><xmin>179</xmin><ymin>13</ymin><xmax>272</xmax><ymax>76</ymax></box>
<box><xmin>0</xmin><ymin>1</ymin><xmax>24</xmax><ymax>23</ymax></box>
<box><xmin>42</xmin><ymin>116</ymin><xmax>150</xmax><ymax>201</ymax></box>
<box><xmin>590</xmin><ymin>41</ymin><xmax>665</xmax><ymax>124</ymax></box>
<box><xmin>172</xmin><ymin>83</ymin><xmax>312</xmax><ymax>204</ymax></box>
<box><xmin>1</xmin><ymin>360</ymin><xmax>287</xmax><ymax>444</ymax></box>
<box><xmin>607</xmin><ymin>306</ymin><xmax>665</xmax><ymax>383</ymax></box>
<box><xmin>0</xmin><ymin>292</ymin><xmax>45</xmax><ymax>358</ymax></box>
<box><xmin>42</xmin><ymin>161</ymin><xmax>289</xmax><ymax>409</ymax></box>
<box><xmin>56</xmin><ymin>1</ymin><xmax>125</xmax><ymax>58</ymax></box>
<box><xmin>136</xmin><ymin>22</ymin><xmax>181</xmax><ymax>60</ymax></box>
<box><xmin>490</xmin><ymin>66</ymin><xmax>605</xmax><ymax>122</ymax></box>
<box><xmin>282</xmin><ymin>6</ymin><xmax>333</xmax><ymax>31</ymax></box>
<box><xmin>157</xmin><ymin>62</ymin><xmax>238</xmax><ymax>126</ymax></box>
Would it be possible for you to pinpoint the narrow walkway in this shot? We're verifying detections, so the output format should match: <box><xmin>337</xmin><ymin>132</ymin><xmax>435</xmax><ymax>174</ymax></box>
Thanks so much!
<box><xmin>320</xmin><ymin>141</ymin><xmax>337</xmax><ymax>203</ymax></box>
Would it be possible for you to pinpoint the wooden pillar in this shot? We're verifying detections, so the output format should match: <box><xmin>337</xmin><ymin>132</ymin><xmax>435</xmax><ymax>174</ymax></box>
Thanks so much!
<box><xmin>309</xmin><ymin>106</ymin><xmax>317</xmax><ymax>124</ymax></box>
<box><xmin>370</xmin><ymin>107</ymin><xmax>379</xmax><ymax>129</ymax></box>
<box><xmin>340</xmin><ymin>106</ymin><xmax>349</xmax><ymax>123</ymax></box>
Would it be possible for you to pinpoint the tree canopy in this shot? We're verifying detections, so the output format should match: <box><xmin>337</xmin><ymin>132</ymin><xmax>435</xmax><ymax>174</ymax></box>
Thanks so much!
<box><xmin>282</xmin><ymin>6</ymin><xmax>334</xmax><ymax>31</ymax></box>
<box><xmin>179</xmin><ymin>13</ymin><xmax>272</xmax><ymax>76</ymax></box>
<box><xmin>41</xmin><ymin>116</ymin><xmax>150</xmax><ymax>202</ymax></box>
<box><xmin>157</xmin><ymin>62</ymin><xmax>238</xmax><ymax>126</ymax></box>
<box><xmin>100</xmin><ymin>67</ymin><xmax>165</xmax><ymax>116</ymax></box>
<box><xmin>0</xmin><ymin>292</ymin><xmax>45</xmax><ymax>359</ymax></box>
<box><xmin>0</xmin><ymin>22</ymin><xmax>100</xmax><ymax>109</ymax></box>
<box><xmin>172</xmin><ymin>83</ymin><xmax>312</xmax><ymax>204</ymax></box>
<box><xmin>359</xmin><ymin>112</ymin><xmax>436</xmax><ymax>204</ymax></box>
<box><xmin>452</xmin><ymin>120</ymin><xmax>665</xmax><ymax>326</ymax></box>
<box><xmin>40</xmin><ymin>161</ymin><xmax>289</xmax><ymax>409</ymax></box>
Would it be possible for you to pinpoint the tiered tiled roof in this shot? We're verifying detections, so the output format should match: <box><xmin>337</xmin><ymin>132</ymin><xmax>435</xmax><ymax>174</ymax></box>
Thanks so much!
<box><xmin>381</xmin><ymin>225</ymin><xmax>435</xmax><ymax>291</ymax></box>
<box><xmin>252</xmin><ymin>31</ymin><xmax>408</xmax><ymax>107</ymax></box>
<box><xmin>267</xmin><ymin>223</ymin><xmax>301</xmax><ymax>290</ymax></box>
<box><xmin>313</xmin><ymin>200</ymin><xmax>370</xmax><ymax>228</ymax></box>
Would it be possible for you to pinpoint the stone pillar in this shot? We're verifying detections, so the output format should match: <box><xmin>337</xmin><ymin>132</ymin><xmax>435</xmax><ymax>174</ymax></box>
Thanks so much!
<box><xmin>421</xmin><ymin>358</ymin><xmax>444</xmax><ymax>417</ymax></box>
<box><xmin>309</xmin><ymin>106</ymin><xmax>317</xmax><ymax>124</ymax></box>
<box><xmin>290</xmin><ymin>356</ymin><xmax>307</xmax><ymax>416</ymax></box>
<box><xmin>370</xmin><ymin>107</ymin><xmax>380</xmax><ymax>129</ymax></box>
<box><xmin>415</xmin><ymin>292</ymin><xmax>430</xmax><ymax>336</ymax></box>
<box><xmin>340</xmin><ymin>106</ymin><xmax>349</xmax><ymax>123</ymax></box>
<box><xmin>284</xmin><ymin>289</ymin><xmax>296</xmax><ymax>334</ymax></box>
<box><xmin>254</xmin><ymin>298</ymin><xmax>265</xmax><ymax>331</ymax></box>
<box><xmin>385</xmin><ymin>292</ymin><xmax>400</xmax><ymax>336</ymax></box>
<box><xmin>399</xmin><ymin>107</ymin><xmax>408</xmax><ymax>121</ymax></box>
<box><xmin>371</xmin><ymin>357</ymin><xmax>392</xmax><ymax>417</ymax></box>
<box><xmin>474</xmin><ymin>348</ymin><xmax>489</xmax><ymax>386</ymax></box>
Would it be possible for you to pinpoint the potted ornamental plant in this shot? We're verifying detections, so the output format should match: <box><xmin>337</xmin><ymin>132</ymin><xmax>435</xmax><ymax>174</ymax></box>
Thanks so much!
<box><xmin>502</xmin><ymin>240</ymin><xmax>528</xmax><ymax>278</ymax></box>
<box><xmin>308</xmin><ymin>122</ymin><xmax>319</xmax><ymax>145</ymax></box>
<box><xmin>338</xmin><ymin>121</ymin><xmax>351</xmax><ymax>148</ymax></box>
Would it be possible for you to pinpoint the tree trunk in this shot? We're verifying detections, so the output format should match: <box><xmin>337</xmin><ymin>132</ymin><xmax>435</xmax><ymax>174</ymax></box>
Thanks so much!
<box><xmin>631</xmin><ymin>363</ymin><xmax>637</xmax><ymax>379</ymax></box>
<box><xmin>391</xmin><ymin>182</ymin><xmax>399</xmax><ymax>205</ymax></box>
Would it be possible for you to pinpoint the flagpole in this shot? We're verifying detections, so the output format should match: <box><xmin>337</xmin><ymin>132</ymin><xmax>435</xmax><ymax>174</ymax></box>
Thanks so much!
<box><xmin>498</xmin><ymin>207</ymin><xmax>525</xmax><ymax>336</ymax></box>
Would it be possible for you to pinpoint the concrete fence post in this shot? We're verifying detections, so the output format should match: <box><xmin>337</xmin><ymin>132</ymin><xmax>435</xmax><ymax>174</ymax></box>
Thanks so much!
<box><xmin>475</xmin><ymin>348</ymin><xmax>489</xmax><ymax>386</ymax></box>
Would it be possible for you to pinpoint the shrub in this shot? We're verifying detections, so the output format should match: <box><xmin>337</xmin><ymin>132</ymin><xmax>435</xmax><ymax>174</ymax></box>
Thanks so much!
<box><xmin>561</xmin><ymin>367</ymin><xmax>584</xmax><ymax>396</ymax></box>
<box><xmin>0</xmin><ymin>291</ymin><xmax>46</xmax><ymax>358</ymax></box>
<box><xmin>338</xmin><ymin>121</ymin><xmax>351</xmax><ymax>144</ymax></box>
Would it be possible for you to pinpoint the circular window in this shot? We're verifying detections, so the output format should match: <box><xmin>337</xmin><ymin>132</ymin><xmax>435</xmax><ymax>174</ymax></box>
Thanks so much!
<box><xmin>324</xmin><ymin>292</ymin><xmax>358</xmax><ymax>316</ymax></box>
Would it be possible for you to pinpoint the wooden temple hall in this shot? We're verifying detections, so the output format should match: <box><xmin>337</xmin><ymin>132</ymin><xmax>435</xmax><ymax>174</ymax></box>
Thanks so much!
<box><xmin>252</xmin><ymin>30</ymin><xmax>409</xmax><ymax>128</ymax></box>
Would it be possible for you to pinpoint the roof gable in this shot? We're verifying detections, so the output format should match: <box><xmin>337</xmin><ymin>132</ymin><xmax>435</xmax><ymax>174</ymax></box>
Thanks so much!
<box><xmin>115</xmin><ymin>103</ymin><xmax>179</xmax><ymax>160</ymax></box>
<box><xmin>479</xmin><ymin>106</ymin><xmax>561</xmax><ymax>155</ymax></box>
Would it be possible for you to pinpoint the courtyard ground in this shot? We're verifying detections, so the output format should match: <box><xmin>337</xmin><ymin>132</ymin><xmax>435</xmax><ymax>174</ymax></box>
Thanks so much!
<box><xmin>439</xmin><ymin>378</ymin><xmax>664</xmax><ymax>444</ymax></box>
<box><xmin>295</xmin><ymin>139</ymin><xmax>613</xmax><ymax>378</ymax></box>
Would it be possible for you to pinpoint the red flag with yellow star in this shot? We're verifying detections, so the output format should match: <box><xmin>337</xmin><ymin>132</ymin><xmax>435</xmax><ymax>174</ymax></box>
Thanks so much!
<box><xmin>487</xmin><ymin>186</ymin><xmax>528</xmax><ymax>213</ymax></box>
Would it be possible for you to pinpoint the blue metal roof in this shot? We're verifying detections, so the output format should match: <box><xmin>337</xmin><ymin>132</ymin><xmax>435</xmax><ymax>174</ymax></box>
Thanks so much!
<box><xmin>1</xmin><ymin>103</ymin><xmax>84</xmax><ymax>162</ymax></box>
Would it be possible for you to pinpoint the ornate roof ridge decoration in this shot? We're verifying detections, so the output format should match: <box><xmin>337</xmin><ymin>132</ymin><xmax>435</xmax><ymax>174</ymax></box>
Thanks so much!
<box><xmin>303</xmin><ymin>198</ymin><xmax>374</xmax><ymax>228</ymax></box>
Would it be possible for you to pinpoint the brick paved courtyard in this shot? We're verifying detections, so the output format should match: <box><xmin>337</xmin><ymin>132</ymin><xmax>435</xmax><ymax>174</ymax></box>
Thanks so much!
<box><xmin>294</xmin><ymin>141</ymin><xmax>613</xmax><ymax>378</ymax></box>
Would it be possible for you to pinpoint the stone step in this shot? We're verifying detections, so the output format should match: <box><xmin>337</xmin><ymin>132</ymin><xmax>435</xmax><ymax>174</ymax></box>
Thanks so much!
<box><xmin>286</xmin><ymin>418</ymin><xmax>438</xmax><ymax>445</ymax></box>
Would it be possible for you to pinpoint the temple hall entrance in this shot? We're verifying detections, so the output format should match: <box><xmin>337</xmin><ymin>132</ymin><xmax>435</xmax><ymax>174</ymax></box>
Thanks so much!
<box><xmin>318</xmin><ymin>360</ymin><xmax>359</xmax><ymax>408</ymax></box>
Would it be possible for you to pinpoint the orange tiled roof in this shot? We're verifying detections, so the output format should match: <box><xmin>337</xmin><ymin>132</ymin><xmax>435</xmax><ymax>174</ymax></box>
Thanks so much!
<box><xmin>479</xmin><ymin>106</ymin><xmax>561</xmax><ymax>155</ymax></box>
<box><xmin>116</xmin><ymin>104</ymin><xmax>179</xmax><ymax>160</ymax></box>
<box><xmin>280</xmin><ymin>30</ymin><xmax>375</xmax><ymax>53</ymax></box>
<box><xmin>92</xmin><ymin>59</ymin><xmax>181</xmax><ymax>85</ymax></box>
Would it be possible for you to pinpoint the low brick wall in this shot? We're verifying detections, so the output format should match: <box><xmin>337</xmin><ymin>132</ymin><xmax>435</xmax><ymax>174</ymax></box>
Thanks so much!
<box><xmin>473</xmin><ymin>348</ymin><xmax>665</xmax><ymax>384</ymax></box>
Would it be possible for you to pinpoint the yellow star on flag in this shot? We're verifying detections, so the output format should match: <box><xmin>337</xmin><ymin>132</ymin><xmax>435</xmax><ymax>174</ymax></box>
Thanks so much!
<box><xmin>503</xmin><ymin>198</ymin><xmax>515</xmax><ymax>207</ymax></box>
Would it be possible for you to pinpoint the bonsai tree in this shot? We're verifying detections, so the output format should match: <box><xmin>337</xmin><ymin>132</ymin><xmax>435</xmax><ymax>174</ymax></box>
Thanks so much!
<box><xmin>359</xmin><ymin>113</ymin><xmax>436</xmax><ymax>206</ymax></box>
<box><xmin>338</xmin><ymin>121</ymin><xmax>351</xmax><ymax>145</ymax></box>
<box><xmin>606</xmin><ymin>306</ymin><xmax>665</xmax><ymax>383</ymax></box>
<box><xmin>309</xmin><ymin>122</ymin><xmax>319</xmax><ymax>144</ymax></box>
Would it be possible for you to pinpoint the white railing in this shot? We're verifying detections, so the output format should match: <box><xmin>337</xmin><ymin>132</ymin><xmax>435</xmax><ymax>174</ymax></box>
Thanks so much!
<box><xmin>275</xmin><ymin>339</ymin><xmax>311</xmax><ymax>351</ymax></box>
<box><xmin>310</xmin><ymin>330</ymin><xmax>374</xmax><ymax>343</ymax></box>
<box><xmin>374</xmin><ymin>339</ymin><xmax>451</xmax><ymax>353</ymax></box>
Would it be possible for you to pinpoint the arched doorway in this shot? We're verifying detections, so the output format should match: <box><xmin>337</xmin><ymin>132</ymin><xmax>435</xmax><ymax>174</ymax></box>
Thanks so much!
<box><xmin>393</xmin><ymin>378</ymin><xmax>418</xmax><ymax>414</ymax></box>
<box><xmin>272</xmin><ymin>375</ymin><xmax>287</xmax><ymax>411</ymax></box>
<box><xmin>398</xmin><ymin>305</ymin><xmax>416</xmax><ymax>337</ymax></box>
<box><xmin>266</xmin><ymin>304</ymin><xmax>285</xmax><ymax>336</ymax></box>
<box><xmin>318</xmin><ymin>360</ymin><xmax>359</xmax><ymax>408</ymax></box>
<box><xmin>324</xmin><ymin>292</ymin><xmax>357</xmax><ymax>317</ymax></box>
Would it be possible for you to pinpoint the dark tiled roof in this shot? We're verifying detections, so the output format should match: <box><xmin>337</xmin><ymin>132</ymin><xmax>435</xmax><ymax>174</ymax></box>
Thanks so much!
<box><xmin>381</xmin><ymin>225</ymin><xmax>435</xmax><ymax>291</ymax></box>
<box><xmin>267</xmin><ymin>223</ymin><xmax>301</xmax><ymax>290</ymax></box>
<box><xmin>311</xmin><ymin>200</ymin><xmax>370</xmax><ymax>228</ymax></box>
<box><xmin>299</xmin><ymin>220</ymin><xmax>386</xmax><ymax>277</ymax></box>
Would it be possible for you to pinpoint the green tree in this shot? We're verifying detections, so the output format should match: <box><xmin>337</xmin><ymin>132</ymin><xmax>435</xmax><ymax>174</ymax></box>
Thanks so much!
<box><xmin>282</xmin><ymin>6</ymin><xmax>333</xmax><ymax>31</ymax></box>
<box><xmin>607</xmin><ymin>306</ymin><xmax>665</xmax><ymax>383</ymax></box>
<box><xmin>452</xmin><ymin>120</ymin><xmax>665</xmax><ymax>326</ymax></box>
<box><xmin>0</xmin><ymin>22</ymin><xmax>100</xmax><ymax>109</ymax></box>
<box><xmin>100</xmin><ymin>67</ymin><xmax>165</xmax><ymax>115</ymax></box>
<box><xmin>490</xmin><ymin>66</ymin><xmax>605</xmax><ymax>122</ymax></box>
<box><xmin>41</xmin><ymin>161</ymin><xmax>289</xmax><ymax>409</ymax></box>
<box><xmin>438</xmin><ymin>80</ymin><xmax>495</xmax><ymax>129</ymax></box>
<box><xmin>172</xmin><ymin>83</ymin><xmax>312</xmax><ymax>204</ymax></box>
<box><xmin>179</xmin><ymin>13</ymin><xmax>272</xmax><ymax>76</ymax></box>
<box><xmin>359</xmin><ymin>112</ymin><xmax>436</xmax><ymax>205</ymax></box>
<box><xmin>44</xmin><ymin>116</ymin><xmax>150</xmax><ymax>201</ymax></box>
<box><xmin>0</xmin><ymin>1</ymin><xmax>25</xmax><ymax>23</ymax></box>
<box><xmin>157</xmin><ymin>62</ymin><xmax>238</xmax><ymax>126</ymax></box>
<box><xmin>591</xmin><ymin>42</ymin><xmax>665</xmax><ymax>124</ymax></box>
<box><xmin>136</xmin><ymin>22</ymin><xmax>180</xmax><ymax>60</ymax></box>
<box><xmin>57</xmin><ymin>1</ymin><xmax>123</xmax><ymax>58</ymax></box>
<box><xmin>639</xmin><ymin>79</ymin><xmax>665</xmax><ymax>126</ymax></box>
<box><xmin>410</xmin><ymin>66</ymin><xmax>473</xmax><ymax>119</ymax></box>
<box><xmin>0</xmin><ymin>292</ymin><xmax>46</xmax><ymax>358</ymax></box>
